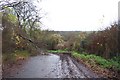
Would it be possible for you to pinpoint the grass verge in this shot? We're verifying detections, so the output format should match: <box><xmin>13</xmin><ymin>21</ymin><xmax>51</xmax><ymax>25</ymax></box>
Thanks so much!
<box><xmin>72</xmin><ymin>51</ymin><xmax>120</xmax><ymax>78</ymax></box>
<box><xmin>47</xmin><ymin>49</ymin><xmax>68</xmax><ymax>53</ymax></box>
<box><xmin>3</xmin><ymin>50</ymin><xmax>30</xmax><ymax>63</ymax></box>
<box><xmin>72</xmin><ymin>51</ymin><xmax>120</xmax><ymax>70</ymax></box>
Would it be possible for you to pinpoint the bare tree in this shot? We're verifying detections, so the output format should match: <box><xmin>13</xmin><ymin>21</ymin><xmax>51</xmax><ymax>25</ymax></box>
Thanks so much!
<box><xmin>1</xmin><ymin>0</ymin><xmax>42</xmax><ymax>34</ymax></box>
<box><xmin>1</xmin><ymin>0</ymin><xmax>43</xmax><ymax>51</ymax></box>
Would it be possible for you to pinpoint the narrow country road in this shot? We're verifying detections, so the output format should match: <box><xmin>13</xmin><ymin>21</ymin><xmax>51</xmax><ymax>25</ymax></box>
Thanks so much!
<box><xmin>3</xmin><ymin>53</ymin><xmax>99</xmax><ymax>78</ymax></box>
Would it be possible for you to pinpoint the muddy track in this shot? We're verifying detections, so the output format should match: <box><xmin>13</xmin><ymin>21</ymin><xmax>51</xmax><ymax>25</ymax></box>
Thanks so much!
<box><xmin>3</xmin><ymin>53</ymin><xmax>100</xmax><ymax>78</ymax></box>
<box><xmin>59</xmin><ymin>54</ymin><xmax>99</xmax><ymax>78</ymax></box>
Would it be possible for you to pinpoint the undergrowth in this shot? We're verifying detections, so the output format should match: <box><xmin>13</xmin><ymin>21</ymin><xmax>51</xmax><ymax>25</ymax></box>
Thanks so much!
<box><xmin>3</xmin><ymin>50</ymin><xmax>29</xmax><ymax>63</ymax></box>
<box><xmin>72</xmin><ymin>51</ymin><xmax>120</xmax><ymax>70</ymax></box>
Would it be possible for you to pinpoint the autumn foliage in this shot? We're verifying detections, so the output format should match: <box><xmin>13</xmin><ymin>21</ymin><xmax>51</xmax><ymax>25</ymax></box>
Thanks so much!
<box><xmin>85</xmin><ymin>23</ymin><xmax>119</xmax><ymax>59</ymax></box>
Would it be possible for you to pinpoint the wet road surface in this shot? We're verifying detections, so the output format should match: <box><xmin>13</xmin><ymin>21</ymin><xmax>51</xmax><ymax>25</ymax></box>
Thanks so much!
<box><xmin>3</xmin><ymin>53</ymin><xmax>99</xmax><ymax>78</ymax></box>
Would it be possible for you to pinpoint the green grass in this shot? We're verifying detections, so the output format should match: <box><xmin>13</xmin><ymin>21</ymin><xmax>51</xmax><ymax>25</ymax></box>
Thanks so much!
<box><xmin>3</xmin><ymin>50</ymin><xmax>30</xmax><ymax>63</ymax></box>
<box><xmin>47</xmin><ymin>50</ymin><xmax>68</xmax><ymax>53</ymax></box>
<box><xmin>14</xmin><ymin>50</ymin><xmax>30</xmax><ymax>58</ymax></box>
<box><xmin>72</xmin><ymin>51</ymin><xmax>120</xmax><ymax>70</ymax></box>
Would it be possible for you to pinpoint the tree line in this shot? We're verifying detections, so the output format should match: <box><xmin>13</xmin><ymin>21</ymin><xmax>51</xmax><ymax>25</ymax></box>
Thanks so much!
<box><xmin>49</xmin><ymin>25</ymin><xmax>119</xmax><ymax>59</ymax></box>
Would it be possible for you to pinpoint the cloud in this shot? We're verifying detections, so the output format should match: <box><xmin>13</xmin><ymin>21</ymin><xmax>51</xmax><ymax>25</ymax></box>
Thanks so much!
<box><xmin>40</xmin><ymin>0</ymin><xmax>119</xmax><ymax>31</ymax></box>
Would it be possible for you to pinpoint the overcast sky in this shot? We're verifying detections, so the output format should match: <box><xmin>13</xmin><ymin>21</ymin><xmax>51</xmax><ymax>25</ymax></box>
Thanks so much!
<box><xmin>38</xmin><ymin>0</ymin><xmax>119</xmax><ymax>31</ymax></box>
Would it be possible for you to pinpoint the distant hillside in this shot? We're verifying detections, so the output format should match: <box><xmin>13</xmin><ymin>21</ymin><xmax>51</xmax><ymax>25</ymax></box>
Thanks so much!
<box><xmin>51</xmin><ymin>31</ymin><xmax>94</xmax><ymax>40</ymax></box>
